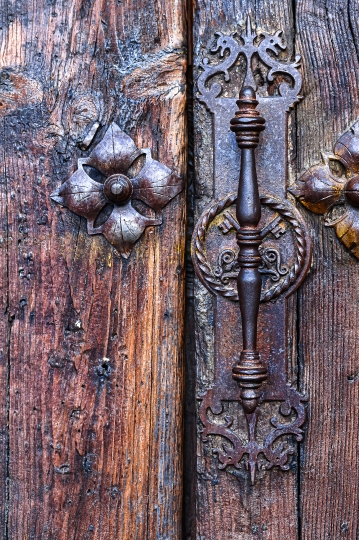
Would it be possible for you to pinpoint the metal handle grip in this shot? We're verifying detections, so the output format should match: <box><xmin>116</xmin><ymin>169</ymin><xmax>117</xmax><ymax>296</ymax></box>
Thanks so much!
<box><xmin>230</xmin><ymin>86</ymin><xmax>268</xmax><ymax>414</ymax></box>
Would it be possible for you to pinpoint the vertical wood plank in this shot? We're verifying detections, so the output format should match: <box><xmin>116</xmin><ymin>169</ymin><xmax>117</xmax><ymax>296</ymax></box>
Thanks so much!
<box><xmin>0</xmin><ymin>0</ymin><xmax>186</xmax><ymax>537</ymax></box>
<box><xmin>296</xmin><ymin>1</ymin><xmax>359</xmax><ymax>538</ymax></box>
<box><xmin>0</xmin><ymin>121</ymin><xmax>9</xmax><ymax>535</ymax></box>
<box><xmin>190</xmin><ymin>2</ymin><xmax>300</xmax><ymax>538</ymax></box>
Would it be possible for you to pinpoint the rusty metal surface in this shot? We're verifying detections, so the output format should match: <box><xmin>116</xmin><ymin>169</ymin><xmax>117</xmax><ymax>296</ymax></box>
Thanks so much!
<box><xmin>51</xmin><ymin>122</ymin><xmax>183</xmax><ymax>258</ymax></box>
<box><xmin>229</xmin><ymin>86</ymin><xmax>268</xmax><ymax>415</ymax></box>
<box><xmin>291</xmin><ymin>121</ymin><xmax>359</xmax><ymax>259</ymax></box>
<box><xmin>193</xmin><ymin>193</ymin><xmax>310</xmax><ymax>302</ymax></box>
<box><xmin>191</xmin><ymin>16</ymin><xmax>312</xmax><ymax>483</ymax></box>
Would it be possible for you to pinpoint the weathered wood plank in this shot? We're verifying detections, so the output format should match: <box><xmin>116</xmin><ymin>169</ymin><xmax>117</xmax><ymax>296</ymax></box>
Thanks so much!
<box><xmin>296</xmin><ymin>1</ymin><xmax>359</xmax><ymax>538</ymax></box>
<box><xmin>190</xmin><ymin>2</ymin><xmax>300</xmax><ymax>539</ymax></box>
<box><xmin>0</xmin><ymin>0</ymin><xmax>186</xmax><ymax>538</ymax></box>
<box><xmin>0</xmin><ymin>120</ymin><xmax>9</xmax><ymax>535</ymax></box>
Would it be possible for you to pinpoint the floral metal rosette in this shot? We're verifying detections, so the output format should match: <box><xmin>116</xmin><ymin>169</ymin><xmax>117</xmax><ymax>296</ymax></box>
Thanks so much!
<box><xmin>291</xmin><ymin>121</ymin><xmax>359</xmax><ymax>259</ymax></box>
<box><xmin>51</xmin><ymin>123</ymin><xmax>183</xmax><ymax>258</ymax></box>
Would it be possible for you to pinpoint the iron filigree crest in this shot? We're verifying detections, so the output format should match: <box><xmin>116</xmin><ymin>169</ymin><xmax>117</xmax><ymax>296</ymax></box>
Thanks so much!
<box><xmin>200</xmin><ymin>385</ymin><xmax>306</xmax><ymax>485</ymax></box>
<box><xmin>291</xmin><ymin>121</ymin><xmax>359</xmax><ymax>259</ymax></box>
<box><xmin>198</xmin><ymin>15</ymin><xmax>302</xmax><ymax>110</ymax></box>
<box><xmin>51</xmin><ymin>123</ymin><xmax>183</xmax><ymax>258</ymax></box>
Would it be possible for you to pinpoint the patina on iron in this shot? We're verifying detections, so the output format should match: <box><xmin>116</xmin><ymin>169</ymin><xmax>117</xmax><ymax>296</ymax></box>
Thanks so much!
<box><xmin>229</xmin><ymin>86</ymin><xmax>268</xmax><ymax>415</ymax></box>
<box><xmin>191</xmin><ymin>16</ymin><xmax>312</xmax><ymax>484</ymax></box>
<box><xmin>51</xmin><ymin>123</ymin><xmax>183</xmax><ymax>258</ymax></box>
<box><xmin>291</xmin><ymin>120</ymin><xmax>359</xmax><ymax>259</ymax></box>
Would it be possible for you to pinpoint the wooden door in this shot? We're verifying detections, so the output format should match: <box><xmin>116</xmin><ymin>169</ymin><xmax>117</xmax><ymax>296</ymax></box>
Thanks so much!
<box><xmin>0</xmin><ymin>0</ymin><xmax>186</xmax><ymax>538</ymax></box>
<box><xmin>185</xmin><ymin>1</ymin><xmax>359</xmax><ymax>540</ymax></box>
<box><xmin>1</xmin><ymin>0</ymin><xmax>359</xmax><ymax>539</ymax></box>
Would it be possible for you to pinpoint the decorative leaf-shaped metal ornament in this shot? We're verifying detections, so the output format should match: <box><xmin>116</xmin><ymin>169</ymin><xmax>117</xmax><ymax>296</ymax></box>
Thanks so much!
<box><xmin>51</xmin><ymin>123</ymin><xmax>183</xmax><ymax>258</ymax></box>
<box><xmin>291</xmin><ymin>121</ymin><xmax>359</xmax><ymax>259</ymax></box>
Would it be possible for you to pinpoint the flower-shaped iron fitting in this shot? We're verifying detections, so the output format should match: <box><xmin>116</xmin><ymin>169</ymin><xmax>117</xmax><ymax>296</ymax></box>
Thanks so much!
<box><xmin>291</xmin><ymin>121</ymin><xmax>359</xmax><ymax>259</ymax></box>
<box><xmin>51</xmin><ymin>123</ymin><xmax>183</xmax><ymax>258</ymax></box>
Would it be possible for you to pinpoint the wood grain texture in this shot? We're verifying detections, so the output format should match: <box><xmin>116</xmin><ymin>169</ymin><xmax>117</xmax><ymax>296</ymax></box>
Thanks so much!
<box><xmin>0</xmin><ymin>120</ymin><xmax>9</xmax><ymax>535</ymax></box>
<box><xmin>0</xmin><ymin>0</ymin><xmax>186</xmax><ymax>538</ymax></box>
<box><xmin>296</xmin><ymin>1</ymin><xmax>359</xmax><ymax>538</ymax></box>
<box><xmin>190</xmin><ymin>2</ymin><xmax>300</xmax><ymax>539</ymax></box>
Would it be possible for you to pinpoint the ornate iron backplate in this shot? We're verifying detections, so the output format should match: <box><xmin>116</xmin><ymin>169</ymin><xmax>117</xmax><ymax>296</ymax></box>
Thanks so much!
<box><xmin>291</xmin><ymin>121</ymin><xmax>359</xmax><ymax>259</ymax></box>
<box><xmin>51</xmin><ymin>123</ymin><xmax>183</xmax><ymax>258</ymax></box>
<box><xmin>193</xmin><ymin>192</ymin><xmax>309</xmax><ymax>303</ymax></box>
<box><xmin>191</xmin><ymin>17</ymin><xmax>312</xmax><ymax>483</ymax></box>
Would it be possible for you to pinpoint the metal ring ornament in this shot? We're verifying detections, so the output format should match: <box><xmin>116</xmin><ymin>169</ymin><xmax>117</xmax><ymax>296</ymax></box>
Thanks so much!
<box><xmin>191</xmin><ymin>192</ymin><xmax>311</xmax><ymax>302</ymax></box>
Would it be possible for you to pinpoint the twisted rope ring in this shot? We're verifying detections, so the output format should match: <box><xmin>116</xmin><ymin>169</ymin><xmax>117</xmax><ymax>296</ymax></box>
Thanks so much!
<box><xmin>192</xmin><ymin>192</ymin><xmax>308</xmax><ymax>302</ymax></box>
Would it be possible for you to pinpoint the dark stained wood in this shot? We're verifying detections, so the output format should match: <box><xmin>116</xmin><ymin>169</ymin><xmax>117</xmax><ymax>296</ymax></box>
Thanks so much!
<box><xmin>190</xmin><ymin>2</ymin><xmax>300</xmax><ymax>539</ymax></box>
<box><xmin>296</xmin><ymin>1</ymin><xmax>359</xmax><ymax>538</ymax></box>
<box><xmin>0</xmin><ymin>0</ymin><xmax>186</xmax><ymax>538</ymax></box>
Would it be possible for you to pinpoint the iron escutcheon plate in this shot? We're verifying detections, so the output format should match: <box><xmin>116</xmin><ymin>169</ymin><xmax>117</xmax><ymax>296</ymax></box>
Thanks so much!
<box><xmin>191</xmin><ymin>17</ymin><xmax>312</xmax><ymax>483</ymax></box>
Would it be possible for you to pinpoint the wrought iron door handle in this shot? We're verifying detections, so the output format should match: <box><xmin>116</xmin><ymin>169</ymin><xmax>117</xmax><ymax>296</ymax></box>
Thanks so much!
<box><xmin>191</xmin><ymin>16</ymin><xmax>312</xmax><ymax>483</ymax></box>
<box><xmin>230</xmin><ymin>87</ymin><xmax>267</xmax><ymax>414</ymax></box>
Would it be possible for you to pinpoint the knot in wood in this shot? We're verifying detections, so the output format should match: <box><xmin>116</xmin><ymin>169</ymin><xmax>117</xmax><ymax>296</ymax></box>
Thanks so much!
<box><xmin>230</xmin><ymin>86</ymin><xmax>265</xmax><ymax>148</ymax></box>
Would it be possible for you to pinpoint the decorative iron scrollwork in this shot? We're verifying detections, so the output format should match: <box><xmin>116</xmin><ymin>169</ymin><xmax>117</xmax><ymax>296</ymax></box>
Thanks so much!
<box><xmin>291</xmin><ymin>121</ymin><xmax>359</xmax><ymax>259</ymax></box>
<box><xmin>51</xmin><ymin>123</ymin><xmax>183</xmax><ymax>258</ymax></box>
<box><xmin>192</xmin><ymin>192</ymin><xmax>310</xmax><ymax>303</ymax></box>
<box><xmin>259</xmin><ymin>247</ymin><xmax>288</xmax><ymax>282</ymax></box>
<box><xmin>200</xmin><ymin>387</ymin><xmax>305</xmax><ymax>485</ymax></box>
<box><xmin>198</xmin><ymin>16</ymin><xmax>302</xmax><ymax>110</ymax></box>
<box><xmin>191</xmin><ymin>16</ymin><xmax>311</xmax><ymax>483</ymax></box>
<box><xmin>214</xmin><ymin>246</ymin><xmax>289</xmax><ymax>285</ymax></box>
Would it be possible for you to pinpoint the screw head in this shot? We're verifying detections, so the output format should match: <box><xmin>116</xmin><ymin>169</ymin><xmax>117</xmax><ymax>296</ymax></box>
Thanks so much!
<box><xmin>104</xmin><ymin>174</ymin><xmax>133</xmax><ymax>204</ymax></box>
